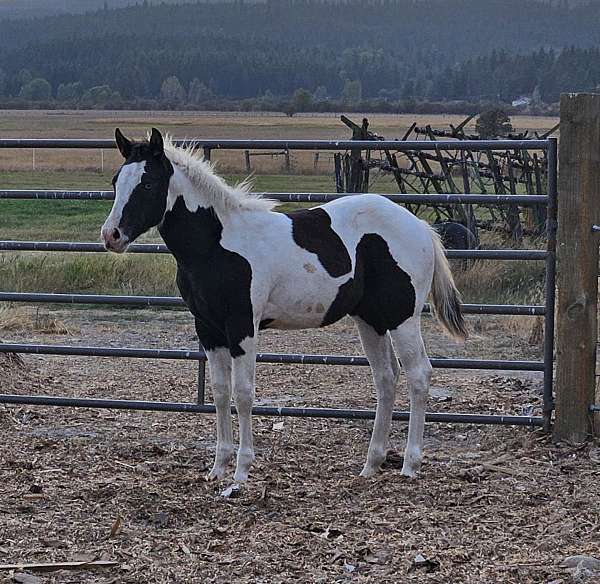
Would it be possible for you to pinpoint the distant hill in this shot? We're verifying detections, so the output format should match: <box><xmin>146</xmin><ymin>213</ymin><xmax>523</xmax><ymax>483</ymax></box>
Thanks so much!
<box><xmin>0</xmin><ymin>0</ymin><xmax>599</xmax><ymax>106</ymax></box>
<box><xmin>0</xmin><ymin>0</ymin><xmax>231</xmax><ymax>19</ymax></box>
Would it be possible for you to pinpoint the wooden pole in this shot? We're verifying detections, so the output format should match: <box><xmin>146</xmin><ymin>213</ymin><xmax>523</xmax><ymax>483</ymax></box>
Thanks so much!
<box><xmin>554</xmin><ymin>93</ymin><xmax>600</xmax><ymax>442</ymax></box>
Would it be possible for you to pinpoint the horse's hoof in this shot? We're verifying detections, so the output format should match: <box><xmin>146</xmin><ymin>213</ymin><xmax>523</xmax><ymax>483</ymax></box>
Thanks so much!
<box><xmin>220</xmin><ymin>483</ymin><xmax>242</xmax><ymax>498</ymax></box>
<box><xmin>400</xmin><ymin>465</ymin><xmax>419</xmax><ymax>478</ymax></box>
<box><xmin>359</xmin><ymin>466</ymin><xmax>378</xmax><ymax>478</ymax></box>
<box><xmin>233</xmin><ymin>469</ymin><xmax>249</xmax><ymax>483</ymax></box>
<box><xmin>206</xmin><ymin>467</ymin><xmax>226</xmax><ymax>482</ymax></box>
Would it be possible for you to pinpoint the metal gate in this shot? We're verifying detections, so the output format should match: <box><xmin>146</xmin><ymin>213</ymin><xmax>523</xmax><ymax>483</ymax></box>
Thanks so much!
<box><xmin>0</xmin><ymin>137</ymin><xmax>558</xmax><ymax>429</ymax></box>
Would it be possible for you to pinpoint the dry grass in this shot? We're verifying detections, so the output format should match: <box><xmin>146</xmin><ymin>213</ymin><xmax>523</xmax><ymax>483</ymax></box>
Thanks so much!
<box><xmin>0</xmin><ymin>304</ymin><xmax>71</xmax><ymax>334</ymax></box>
<box><xmin>0</xmin><ymin>110</ymin><xmax>560</xmax><ymax>175</ymax></box>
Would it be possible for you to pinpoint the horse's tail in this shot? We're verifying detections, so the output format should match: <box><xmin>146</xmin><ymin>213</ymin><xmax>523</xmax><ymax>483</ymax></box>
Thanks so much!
<box><xmin>429</xmin><ymin>228</ymin><xmax>468</xmax><ymax>342</ymax></box>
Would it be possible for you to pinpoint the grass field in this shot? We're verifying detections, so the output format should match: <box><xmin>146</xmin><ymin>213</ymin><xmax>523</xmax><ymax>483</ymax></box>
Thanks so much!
<box><xmin>0</xmin><ymin>109</ymin><xmax>553</xmax><ymax>304</ymax></box>
<box><xmin>0</xmin><ymin>109</ymin><xmax>560</xmax><ymax>174</ymax></box>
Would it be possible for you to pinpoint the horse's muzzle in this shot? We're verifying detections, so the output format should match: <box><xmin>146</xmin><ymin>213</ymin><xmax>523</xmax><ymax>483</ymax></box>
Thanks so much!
<box><xmin>101</xmin><ymin>225</ymin><xmax>130</xmax><ymax>253</ymax></box>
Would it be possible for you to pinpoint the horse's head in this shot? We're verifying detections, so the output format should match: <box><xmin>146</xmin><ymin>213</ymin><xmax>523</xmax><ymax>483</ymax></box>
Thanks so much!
<box><xmin>101</xmin><ymin>127</ymin><xmax>174</xmax><ymax>253</ymax></box>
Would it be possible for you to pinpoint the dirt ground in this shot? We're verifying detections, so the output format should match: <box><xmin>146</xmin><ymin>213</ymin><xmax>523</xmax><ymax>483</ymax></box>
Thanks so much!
<box><xmin>1</xmin><ymin>308</ymin><xmax>599</xmax><ymax>583</ymax></box>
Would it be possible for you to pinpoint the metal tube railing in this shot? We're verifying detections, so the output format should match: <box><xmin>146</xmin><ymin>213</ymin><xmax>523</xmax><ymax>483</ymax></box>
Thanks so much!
<box><xmin>0</xmin><ymin>138</ymin><xmax>550</xmax><ymax>151</ymax></box>
<box><xmin>542</xmin><ymin>137</ymin><xmax>558</xmax><ymax>430</ymax></box>
<box><xmin>0</xmin><ymin>394</ymin><xmax>544</xmax><ymax>426</ymax></box>
<box><xmin>0</xmin><ymin>291</ymin><xmax>546</xmax><ymax>315</ymax></box>
<box><xmin>0</xmin><ymin>189</ymin><xmax>549</xmax><ymax>206</ymax></box>
<box><xmin>0</xmin><ymin>342</ymin><xmax>544</xmax><ymax>371</ymax></box>
<box><xmin>0</xmin><ymin>240</ymin><xmax>547</xmax><ymax>260</ymax></box>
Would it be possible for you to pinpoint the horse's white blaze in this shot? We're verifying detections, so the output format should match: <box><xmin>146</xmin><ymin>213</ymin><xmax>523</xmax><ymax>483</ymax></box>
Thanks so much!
<box><xmin>101</xmin><ymin>161</ymin><xmax>146</xmax><ymax>238</ymax></box>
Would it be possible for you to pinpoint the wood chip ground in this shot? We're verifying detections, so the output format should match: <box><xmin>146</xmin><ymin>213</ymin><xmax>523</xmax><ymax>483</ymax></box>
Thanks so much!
<box><xmin>1</xmin><ymin>308</ymin><xmax>599</xmax><ymax>583</ymax></box>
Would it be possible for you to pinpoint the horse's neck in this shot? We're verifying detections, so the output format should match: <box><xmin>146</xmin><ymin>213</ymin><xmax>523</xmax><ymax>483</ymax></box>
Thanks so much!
<box><xmin>160</xmin><ymin>167</ymin><xmax>225</xmax><ymax>264</ymax></box>
<box><xmin>166</xmin><ymin>163</ymin><xmax>215</xmax><ymax>214</ymax></box>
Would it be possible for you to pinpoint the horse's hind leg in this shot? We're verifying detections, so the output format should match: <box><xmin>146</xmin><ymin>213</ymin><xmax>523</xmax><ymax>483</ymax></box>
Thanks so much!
<box><xmin>354</xmin><ymin>317</ymin><xmax>399</xmax><ymax>478</ymax></box>
<box><xmin>389</xmin><ymin>315</ymin><xmax>432</xmax><ymax>478</ymax></box>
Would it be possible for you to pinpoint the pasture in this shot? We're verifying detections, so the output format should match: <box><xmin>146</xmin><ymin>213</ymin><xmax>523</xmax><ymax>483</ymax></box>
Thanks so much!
<box><xmin>1</xmin><ymin>109</ymin><xmax>598</xmax><ymax>583</ymax></box>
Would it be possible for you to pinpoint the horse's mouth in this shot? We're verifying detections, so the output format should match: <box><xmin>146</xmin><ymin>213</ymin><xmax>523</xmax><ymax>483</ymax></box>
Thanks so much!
<box><xmin>103</xmin><ymin>239</ymin><xmax>130</xmax><ymax>254</ymax></box>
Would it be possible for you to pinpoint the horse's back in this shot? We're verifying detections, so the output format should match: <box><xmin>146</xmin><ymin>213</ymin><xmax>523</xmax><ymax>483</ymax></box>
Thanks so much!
<box><xmin>322</xmin><ymin>195</ymin><xmax>434</xmax><ymax>289</ymax></box>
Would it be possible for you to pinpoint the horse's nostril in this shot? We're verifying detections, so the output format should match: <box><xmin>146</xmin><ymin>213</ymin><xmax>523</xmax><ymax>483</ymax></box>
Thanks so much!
<box><xmin>112</xmin><ymin>228</ymin><xmax>121</xmax><ymax>240</ymax></box>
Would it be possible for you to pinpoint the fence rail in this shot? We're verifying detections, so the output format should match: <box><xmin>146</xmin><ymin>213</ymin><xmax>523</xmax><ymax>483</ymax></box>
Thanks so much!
<box><xmin>0</xmin><ymin>342</ymin><xmax>544</xmax><ymax>371</ymax></box>
<box><xmin>0</xmin><ymin>394</ymin><xmax>544</xmax><ymax>427</ymax></box>
<box><xmin>0</xmin><ymin>291</ymin><xmax>546</xmax><ymax>315</ymax></box>
<box><xmin>0</xmin><ymin>190</ymin><xmax>549</xmax><ymax>205</ymax></box>
<box><xmin>0</xmin><ymin>239</ymin><xmax>547</xmax><ymax>260</ymax></box>
<box><xmin>0</xmin><ymin>138</ymin><xmax>550</xmax><ymax>151</ymax></box>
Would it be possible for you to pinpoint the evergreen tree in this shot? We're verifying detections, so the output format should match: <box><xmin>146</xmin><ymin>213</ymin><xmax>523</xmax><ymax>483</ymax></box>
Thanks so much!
<box><xmin>342</xmin><ymin>79</ymin><xmax>362</xmax><ymax>105</ymax></box>
<box><xmin>292</xmin><ymin>88</ymin><xmax>312</xmax><ymax>111</ymax></box>
<box><xmin>19</xmin><ymin>78</ymin><xmax>51</xmax><ymax>100</ymax></box>
<box><xmin>188</xmin><ymin>78</ymin><xmax>215</xmax><ymax>105</ymax></box>
<box><xmin>160</xmin><ymin>76</ymin><xmax>186</xmax><ymax>105</ymax></box>
<box><xmin>476</xmin><ymin>109</ymin><xmax>513</xmax><ymax>138</ymax></box>
<box><xmin>57</xmin><ymin>82</ymin><xmax>83</xmax><ymax>102</ymax></box>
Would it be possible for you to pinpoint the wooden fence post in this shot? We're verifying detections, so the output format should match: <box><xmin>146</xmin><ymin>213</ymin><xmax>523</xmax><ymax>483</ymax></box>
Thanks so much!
<box><xmin>554</xmin><ymin>93</ymin><xmax>600</xmax><ymax>442</ymax></box>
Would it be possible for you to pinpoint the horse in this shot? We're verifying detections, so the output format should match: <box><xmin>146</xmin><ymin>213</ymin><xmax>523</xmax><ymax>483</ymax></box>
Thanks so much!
<box><xmin>101</xmin><ymin>128</ymin><xmax>467</xmax><ymax>484</ymax></box>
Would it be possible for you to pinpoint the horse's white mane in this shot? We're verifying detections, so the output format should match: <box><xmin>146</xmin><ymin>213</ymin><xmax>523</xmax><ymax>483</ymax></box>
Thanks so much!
<box><xmin>162</xmin><ymin>135</ymin><xmax>279</xmax><ymax>213</ymax></box>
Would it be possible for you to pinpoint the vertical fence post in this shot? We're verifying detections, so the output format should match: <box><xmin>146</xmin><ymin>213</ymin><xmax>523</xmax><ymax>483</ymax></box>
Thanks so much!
<box><xmin>197</xmin><ymin>345</ymin><xmax>206</xmax><ymax>405</ymax></box>
<box><xmin>554</xmin><ymin>93</ymin><xmax>600</xmax><ymax>442</ymax></box>
<box><xmin>543</xmin><ymin>137</ymin><xmax>558</xmax><ymax>432</ymax></box>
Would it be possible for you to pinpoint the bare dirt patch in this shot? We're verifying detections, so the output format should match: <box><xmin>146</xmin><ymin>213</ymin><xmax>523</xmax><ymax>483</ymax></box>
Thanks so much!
<box><xmin>0</xmin><ymin>309</ymin><xmax>598</xmax><ymax>583</ymax></box>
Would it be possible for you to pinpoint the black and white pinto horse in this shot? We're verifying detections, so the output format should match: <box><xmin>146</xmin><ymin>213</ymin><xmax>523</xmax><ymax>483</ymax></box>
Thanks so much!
<box><xmin>101</xmin><ymin>129</ymin><xmax>467</xmax><ymax>483</ymax></box>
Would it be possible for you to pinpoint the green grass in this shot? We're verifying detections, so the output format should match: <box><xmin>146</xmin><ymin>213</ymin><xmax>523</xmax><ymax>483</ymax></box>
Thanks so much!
<box><xmin>0</xmin><ymin>169</ymin><xmax>545</xmax><ymax>303</ymax></box>
<box><xmin>0</xmin><ymin>170</ymin><xmax>337</xmax><ymax>240</ymax></box>
<box><xmin>0</xmin><ymin>170</ymin><xmax>342</xmax><ymax>295</ymax></box>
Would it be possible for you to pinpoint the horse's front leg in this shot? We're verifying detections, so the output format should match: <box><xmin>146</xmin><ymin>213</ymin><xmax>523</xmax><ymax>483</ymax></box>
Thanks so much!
<box><xmin>205</xmin><ymin>347</ymin><xmax>234</xmax><ymax>480</ymax></box>
<box><xmin>231</xmin><ymin>336</ymin><xmax>257</xmax><ymax>483</ymax></box>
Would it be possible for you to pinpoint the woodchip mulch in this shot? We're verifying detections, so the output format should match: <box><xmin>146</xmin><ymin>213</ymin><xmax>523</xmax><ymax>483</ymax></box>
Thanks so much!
<box><xmin>0</xmin><ymin>309</ymin><xmax>598</xmax><ymax>583</ymax></box>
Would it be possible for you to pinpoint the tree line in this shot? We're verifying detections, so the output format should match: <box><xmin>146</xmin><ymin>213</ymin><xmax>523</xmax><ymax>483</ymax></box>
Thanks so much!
<box><xmin>0</xmin><ymin>0</ymin><xmax>599</xmax><ymax>109</ymax></box>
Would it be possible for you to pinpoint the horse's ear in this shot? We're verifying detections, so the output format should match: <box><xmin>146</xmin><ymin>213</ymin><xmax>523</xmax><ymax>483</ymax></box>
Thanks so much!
<box><xmin>115</xmin><ymin>128</ymin><xmax>132</xmax><ymax>159</ymax></box>
<box><xmin>149</xmin><ymin>127</ymin><xmax>164</xmax><ymax>157</ymax></box>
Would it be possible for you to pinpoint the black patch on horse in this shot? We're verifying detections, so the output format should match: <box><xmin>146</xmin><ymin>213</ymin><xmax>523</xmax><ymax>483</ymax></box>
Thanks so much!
<box><xmin>322</xmin><ymin>233</ymin><xmax>416</xmax><ymax>335</ymax></box>
<box><xmin>286</xmin><ymin>208</ymin><xmax>352</xmax><ymax>278</ymax></box>
<box><xmin>159</xmin><ymin>198</ymin><xmax>254</xmax><ymax>357</ymax></box>
<box><xmin>113</xmin><ymin>144</ymin><xmax>174</xmax><ymax>243</ymax></box>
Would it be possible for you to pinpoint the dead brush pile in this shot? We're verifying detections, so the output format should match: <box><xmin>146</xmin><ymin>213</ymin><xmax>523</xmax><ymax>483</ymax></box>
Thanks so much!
<box><xmin>0</xmin><ymin>304</ymin><xmax>70</xmax><ymax>335</ymax></box>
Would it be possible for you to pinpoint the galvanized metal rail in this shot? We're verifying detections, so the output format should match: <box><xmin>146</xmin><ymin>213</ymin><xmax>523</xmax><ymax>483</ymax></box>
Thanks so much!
<box><xmin>0</xmin><ymin>292</ymin><xmax>546</xmax><ymax>316</ymax></box>
<box><xmin>0</xmin><ymin>138</ymin><xmax>549</xmax><ymax>151</ymax></box>
<box><xmin>0</xmin><ymin>394</ymin><xmax>544</xmax><ymax>427</ymax></box>
<box><xmin>0</xmin><ymin>189</ymin><xmax>549</xmax><ymax>206</ymax></box>
<box><xmin>0</xmin><ymin>342</ymin><xmax>545</xmax><ymax>371</ymax></box>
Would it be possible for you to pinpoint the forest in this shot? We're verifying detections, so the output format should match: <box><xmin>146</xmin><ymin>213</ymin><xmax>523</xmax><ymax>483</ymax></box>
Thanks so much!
<box><xmin>0</xmin><ymin>0</ymin><xmax>599</xmax><ymax>109</ymax></box>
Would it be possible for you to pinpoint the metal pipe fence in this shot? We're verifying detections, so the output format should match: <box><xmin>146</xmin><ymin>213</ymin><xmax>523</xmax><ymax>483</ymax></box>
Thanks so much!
<box><xmin>0</xmin><ymin>292</ymin><xmax>547</xmax><ymax>316</ymax></box>
<box><xmin>0</xmin><ymin>138</ymin><xmax>550</xmax><ymax>151</ymax></box>
<box><xmin>0</xmin><ymin>137</ymin><xmax>557</xmax><ymax>429</ymax></box>
<box><xmin>0</xmin><ymin>342</ymin><xmax>545</xmax><ymax>371</ymax></box>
